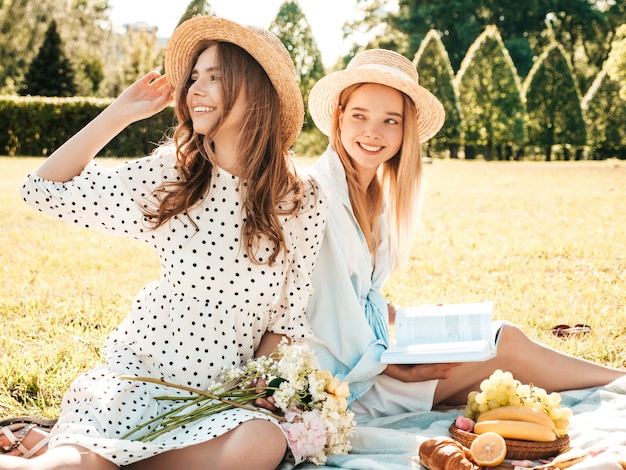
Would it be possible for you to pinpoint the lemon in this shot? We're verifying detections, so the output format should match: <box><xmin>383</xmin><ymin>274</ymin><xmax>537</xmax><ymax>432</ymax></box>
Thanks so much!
<box><xmin>470</xmin><ymin>431</ymin><xmax>507</xmax><ymax>467</ymax></box>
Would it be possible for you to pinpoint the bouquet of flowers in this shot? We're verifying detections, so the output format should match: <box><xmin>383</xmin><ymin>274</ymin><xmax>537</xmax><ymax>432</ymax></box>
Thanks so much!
<box><xmin>120</xmin><ymin>340</ymin><xmax>355</xmax><ymax>465</ymax></box>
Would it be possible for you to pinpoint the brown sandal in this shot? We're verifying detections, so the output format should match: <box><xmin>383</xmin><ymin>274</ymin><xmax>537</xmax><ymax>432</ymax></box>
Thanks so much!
<box><xmin>0</xmin><ymin>416</ymin><xmax>57</xmax><ymax>458</ymax></box>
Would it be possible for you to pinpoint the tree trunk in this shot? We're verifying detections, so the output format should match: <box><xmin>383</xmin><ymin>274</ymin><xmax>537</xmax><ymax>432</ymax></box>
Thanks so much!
<box><xmin>485</xmin><ymin>141</ymin><xmax>494</xmax><ymax>161</ymax></box>
<box><xmin>449</xmin><ymin>144</ymin><xmax>460</xmax><ymax>159</ymax></box>
<box><xmin>545</xmin><ymin>145</ymin><xmax>552</xmax><ymax>161</ymax></box>
<box><xmin>465</xmin><ymin>146</ymin><xmax>476</xmax><ymax>160</ymax></box>
<box><xmin>563</xmin><ymin>146</ymin><xmax>571</xmax><ymax>161</ymax></box>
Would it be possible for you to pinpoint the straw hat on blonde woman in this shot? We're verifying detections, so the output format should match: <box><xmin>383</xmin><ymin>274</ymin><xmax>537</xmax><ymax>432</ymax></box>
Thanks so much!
<box><xmin>309</xmin><ymin>48</ymin><xmax>445</xmax><ymax>142</ymax></box>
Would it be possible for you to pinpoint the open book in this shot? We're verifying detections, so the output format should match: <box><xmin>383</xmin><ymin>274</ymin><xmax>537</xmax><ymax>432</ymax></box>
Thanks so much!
<box><xmin>380</xmin><ymin>302</ymin><xmax>502</xmax><ymax>364</ymax></box>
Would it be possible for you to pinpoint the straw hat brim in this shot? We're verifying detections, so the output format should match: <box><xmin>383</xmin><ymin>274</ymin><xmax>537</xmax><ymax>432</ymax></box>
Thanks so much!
<box><xmin>164</xmin><ymin>16</ymin><xmax>304</xmax><ymax>148</ymax></box>
<box><xmin>309</xmin><ymin>67</ymin><xmax>445</xmax><ymax>143</ymax></box>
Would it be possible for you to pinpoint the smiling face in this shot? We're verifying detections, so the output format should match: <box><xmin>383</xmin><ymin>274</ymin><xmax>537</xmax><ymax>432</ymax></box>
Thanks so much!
<box><xmin>186</xmin><ymin>45</ymin><xmax>247</xmax><ymax>151</ymax></box>
<box><xmin>338</xmin><ymin>83</ymin><xmax>404</xmax><ymax>187</ymax></box>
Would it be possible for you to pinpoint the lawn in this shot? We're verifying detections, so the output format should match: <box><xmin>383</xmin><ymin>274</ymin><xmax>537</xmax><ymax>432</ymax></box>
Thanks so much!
<box><xmin>1</xmin><ymin>156</ymin><xmax>624</xmax><ymax>418</ymax></box>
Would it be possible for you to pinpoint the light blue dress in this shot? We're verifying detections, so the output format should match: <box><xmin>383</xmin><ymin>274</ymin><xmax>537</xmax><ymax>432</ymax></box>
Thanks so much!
<box><xmin>306</xmin><ymin>147</ymin><xmax>392</xmax><ymax>401</ymax></box>
<box><xmin>306</xmin><ymin>146</ymin><xmax>438</xmax><ymax>423</ymax></box>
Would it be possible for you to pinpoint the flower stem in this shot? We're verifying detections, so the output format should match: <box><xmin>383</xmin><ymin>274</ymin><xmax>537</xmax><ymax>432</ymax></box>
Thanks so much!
<box><xmin>119</xmin><ymin>375</ymin><xmax>286</xmax><ymax>441</ymax></box>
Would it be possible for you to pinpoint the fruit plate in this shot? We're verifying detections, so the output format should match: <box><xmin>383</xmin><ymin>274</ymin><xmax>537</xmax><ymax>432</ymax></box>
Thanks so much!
<box><xmin>449</xmin><ymin>423</ymin><xmax>570</xmax><ymax>460</ymax></box>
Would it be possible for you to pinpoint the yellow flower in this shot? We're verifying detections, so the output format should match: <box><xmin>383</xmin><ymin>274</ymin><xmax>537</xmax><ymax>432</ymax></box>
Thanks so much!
<box><xmin>325</xmin><ymin>377</ymin><xmax>340</xmax><ymax>394</ymax></box>
<box><xmin>333</xmin><ymin>382</ymin><xmax>350</xmax><ymax>399</ymax></box>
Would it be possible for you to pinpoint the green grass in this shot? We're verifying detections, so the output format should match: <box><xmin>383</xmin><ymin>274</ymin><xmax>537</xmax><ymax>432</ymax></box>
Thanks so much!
<box><xmin>1</xmin><ymin>156</ymin><xmax>624</xmax><ymax>419</ymax></box>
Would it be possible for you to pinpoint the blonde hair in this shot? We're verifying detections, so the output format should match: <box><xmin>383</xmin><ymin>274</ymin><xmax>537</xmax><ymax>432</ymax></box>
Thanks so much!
<box><xmin>144</xmin><ymin>41</ymin><xmax>305</xmax><ymax>265</ymax></box>
<box><xmin>330</xmin><ymin>83</ymin><xmax>423</xmax><ymax>262</ymax></box>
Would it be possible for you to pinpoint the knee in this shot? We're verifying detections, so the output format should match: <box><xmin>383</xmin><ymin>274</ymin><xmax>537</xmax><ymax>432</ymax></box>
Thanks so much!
<box><xmin>497</xmin><ymin>322</ymin><xmax>532</xmax><ymax>356</ymax></box>
<box><xmin>233</xmin><ymin>420</ymin><xmax>287</xmax><ymax>467</ymax></box>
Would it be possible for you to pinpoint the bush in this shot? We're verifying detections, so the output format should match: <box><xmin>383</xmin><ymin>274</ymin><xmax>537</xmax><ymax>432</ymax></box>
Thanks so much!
<box><xmin>0</xmin><ymin>96</ymin><xmax>176</xmax><ymax>157</ymax></box>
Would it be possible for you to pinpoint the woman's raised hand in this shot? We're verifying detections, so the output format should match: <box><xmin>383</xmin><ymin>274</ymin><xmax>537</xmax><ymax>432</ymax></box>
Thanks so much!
<box><xmin>112</xmin><ymin>71</ymin><xmax>174</xmax><ymax>123</ymax></box>
<box><xmin>35</xmin><ymin>72</ymin><xmax>174</xmax><ymax>182</ymax></box>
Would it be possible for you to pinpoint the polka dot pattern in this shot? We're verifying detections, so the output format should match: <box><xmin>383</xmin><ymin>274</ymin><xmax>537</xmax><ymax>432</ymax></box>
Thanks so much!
<box><xmin>19</xmin><ymin>150</ymin><xmax>326</xmax><ymax>465</ymax></box>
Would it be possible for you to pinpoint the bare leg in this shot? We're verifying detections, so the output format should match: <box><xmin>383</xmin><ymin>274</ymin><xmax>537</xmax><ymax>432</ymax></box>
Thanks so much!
<box><xmin>127</xmin><ymin>419</ymin><xmax>287</xmax><ymax>470</ymax></box>
<box><xmin>0</xmin><ymin>445</ymin><xmax>117</xmax><ymax>470</ymax></box>
<box><xmin>434</xmin><ymin>322</ymin><xmax>625</xmax><ymax>406</ymax></box>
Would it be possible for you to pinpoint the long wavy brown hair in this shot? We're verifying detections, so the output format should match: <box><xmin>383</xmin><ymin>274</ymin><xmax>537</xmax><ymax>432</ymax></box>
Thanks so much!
<box><xmin>143</xmin><ymin>41</ymin><xmax>305</xmax><ymax>264</ymax></box>
<box><xmin>330</xmin><ymin>83</ymin><xmax>422</xmax><ymax>262</ymax></box>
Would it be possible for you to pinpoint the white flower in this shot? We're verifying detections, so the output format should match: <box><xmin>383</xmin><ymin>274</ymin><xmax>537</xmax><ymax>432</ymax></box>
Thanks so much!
<box><xmin>121</xmin><ymin>342</ymin><xmax>354</xmax><ymax>465</ymax></box>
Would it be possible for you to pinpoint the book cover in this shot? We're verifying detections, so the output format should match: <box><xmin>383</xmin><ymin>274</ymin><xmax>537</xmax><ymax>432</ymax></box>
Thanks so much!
<box><xmin>380</xmin><ymin>302</ymin><xmax>501</xmax><ymax>364</ymax></box>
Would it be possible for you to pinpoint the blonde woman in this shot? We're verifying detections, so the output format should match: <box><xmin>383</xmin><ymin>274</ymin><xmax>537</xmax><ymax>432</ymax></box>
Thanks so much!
<box><xmin>3</xmin><ymin>16</ymin><xmax>325</xmax><ymax>470</ymax></box>
<box><xmin>305</xmin><ymin>48</ymin><xmax>624</xmax><ymax>424</ymax></box>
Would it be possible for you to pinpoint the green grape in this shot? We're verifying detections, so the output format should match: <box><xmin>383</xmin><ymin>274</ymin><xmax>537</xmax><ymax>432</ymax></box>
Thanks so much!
<box><xmin>533</xmin><ymin>402</ymin><xmax>545</xmax><ymax>413</ymax></box>
<box><xmin>464</xmin><ymin>370</ymin><xmax>573</xmax><ymax>436</ymax></box>
<box><xmin>501</xmin><ymin>371</ymin><xmax>514</xmax><ymax>382</ymax></box>
<box><xmin>559</xmin><ymin>408</ymin><xmax>573</xmax><ymax>419</ymax></box>
<box><xmin>555</xmin><ymin>422</ymin><xmax>569</xmax><ymax>435</ymax></box>
<box><xmin>487</xmin><ymin>399</ymin><xmax>500</xmax><ymax>409</ymax></box>
<box><xmin>532</xmin><ymin>386</ymin><xmax>548</xmax><ymax>401</ymax></box>
<box><xmin>549</xmin><ymin>392</ymin><xmax>562</xmax><ymax>404</ymax></box>
<box><xmin>517</xmin><ymin>384</ymin><xmax>531</xmax><ymax>398</ymax></box>
<box><xmin>508</xmin><ymin>396</ymin><xmax>522</xmax><ymax>406</ymax></box>
<box><xmin>549</xmin><ymin>407</ymin><xmax>562</xmax><ymax>420</ymax></box>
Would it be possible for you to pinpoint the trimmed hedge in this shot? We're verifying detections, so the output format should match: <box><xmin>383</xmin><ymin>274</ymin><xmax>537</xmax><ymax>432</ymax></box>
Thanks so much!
<box><xmin>0</xmin><ymin>96</ymin><xmax>176</xmax><ymax>157</ymax></box>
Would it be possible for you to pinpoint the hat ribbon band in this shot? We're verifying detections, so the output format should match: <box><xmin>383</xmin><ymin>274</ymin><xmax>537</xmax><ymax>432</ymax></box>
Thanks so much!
<box><xmin>356</xmin><ymin>63</ymin><xmax>416</xmax><ymax>84</ymax></box>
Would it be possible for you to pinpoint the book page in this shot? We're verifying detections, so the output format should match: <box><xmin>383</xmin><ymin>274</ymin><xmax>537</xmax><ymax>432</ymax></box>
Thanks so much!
<box><xmin>394</xmin><ymin>302</ymin><xmax>494</xmax><ymax>347</ymax></box>
<box><xmin>381</xmin><ymin>303</ymin><xmax>498</xmax><ymax>364</ymax></box>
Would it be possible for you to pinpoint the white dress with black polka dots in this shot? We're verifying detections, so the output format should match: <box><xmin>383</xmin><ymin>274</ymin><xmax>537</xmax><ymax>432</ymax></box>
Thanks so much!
<box><xmin>19</xmin><ymin>150</ymin><xmax>326</xmax><ymax>466</ymax></box>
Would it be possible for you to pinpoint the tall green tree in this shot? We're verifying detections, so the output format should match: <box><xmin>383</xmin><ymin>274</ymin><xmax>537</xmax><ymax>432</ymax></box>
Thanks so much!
<box><xmin>391</xmin><ymin>0</ymin><xmax>547</xmax><ymax>75</ymax></box>
<box><xmin>270</xmin><ymin>0</ymin><xmax>324</xmax><ymax>133</ymax></box>
<box><xmin>20</xmin><ymin>20</ymin><xmax>77</xmax><ymax>96</ymax></box>
<box><xmin>112</xmin><ymin>27</ymin><xmax>162</xmax><ymax>96</ymax></box>
<box><xmin>386</xmin><ymin>0</ymin><xmax>620</xmax><ymax>83</ymax></box>
<box><xmin>455</xmin><ymin>26</ymin><xmax>525</xmax><ymax>160</ymax></box>
<box><xmin>55</xmin><ymin>0</ymin><xmax>115</xmax><ymax>96</ymax></box>
<box><xmin>582</xmin><ymin>68</ymin><xmax>626</xmax><ymax>160</ymax></box>
<box><xmin>0</xmin><ymin>0</ymin><xmax>118</xmax><ymax>96</ymax></box>
<box><xmin>413</xmin><ymin>30</ymin><xmax>462</xmax><ymax>158</ymax></box>
<box><xmin>0</xmin><ymin>0</ymin><xmax>51</xmax><ymax>94</ymax></box>
<box><xmin>343</xmin><ymin>0</ymin><xmax>408</xmax><ymax>59</ymax></box>
<box><xmin>605</xmin><ymin>24</ymin><xmax>626</xmax><ymax>100</ymax></box>
<box><xmin>176</xmin><ymin>0</ymin><xmax>215</xmax><ymax>28</ymax></box>
<box><xmin>537</xmin><ymin>2</ymin><xmax>610</xmax><ymax>97</ymax></box>
<box><xmin>523</xmin><ymin>43</ymin><xmax>586</xmax><ymax>161</ymax></box>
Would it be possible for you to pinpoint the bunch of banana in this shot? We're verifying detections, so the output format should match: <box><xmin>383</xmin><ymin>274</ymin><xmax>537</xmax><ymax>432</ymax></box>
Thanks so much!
<box><xmin>473</xmin><ymin>406</ymin><xmax>557</xmax><ymax>442</ymax></box>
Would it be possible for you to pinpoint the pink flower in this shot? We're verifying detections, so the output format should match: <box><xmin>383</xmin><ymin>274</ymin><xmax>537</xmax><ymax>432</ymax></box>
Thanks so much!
<box><xmin>455</xmin><ymin>415</ymin><xmax>475</xmax><ymax>432</ymax></box>
<box><xmin>281</xmin><ymin>410</ymin><xmax>328</xmax><ymax>463</ymax></box>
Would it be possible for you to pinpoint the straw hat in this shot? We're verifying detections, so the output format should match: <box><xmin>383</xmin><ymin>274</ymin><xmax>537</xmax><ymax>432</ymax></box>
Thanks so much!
<box><xmin>164</xmin><ymin>16</ymin><xmax>304</xmax><ymax>148</ymax></box>
<box><xmin>309</xmin><ymin>49</ymin><xmax>445</xmax><ymax>142</ymax></box>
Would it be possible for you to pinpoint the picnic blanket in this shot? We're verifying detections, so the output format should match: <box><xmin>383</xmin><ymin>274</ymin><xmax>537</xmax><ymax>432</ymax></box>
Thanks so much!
<box><xmin>283</xmin><ymin>375</ymin><xmax>626</xmax><ymax>469</ymax></box>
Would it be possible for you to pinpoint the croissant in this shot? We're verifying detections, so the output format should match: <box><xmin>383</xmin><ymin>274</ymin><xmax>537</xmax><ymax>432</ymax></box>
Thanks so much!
<box><xmin>419</xmin><ymin>437</ymin><xmax>479</xmax><ymax>470</ymax></box>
